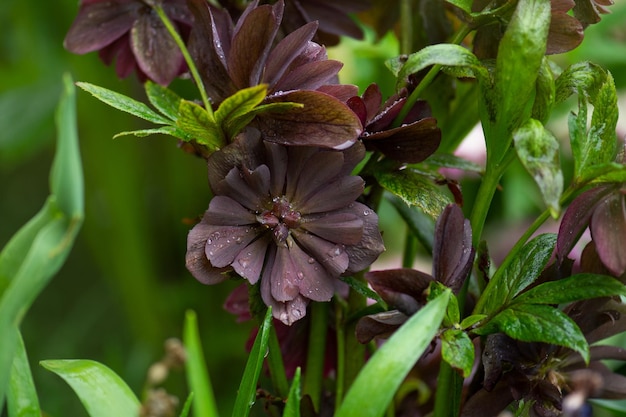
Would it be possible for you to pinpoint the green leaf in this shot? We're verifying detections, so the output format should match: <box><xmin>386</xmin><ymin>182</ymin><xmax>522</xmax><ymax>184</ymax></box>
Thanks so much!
<box><xmin>339</xmin><ymin>276</ymin><xmax>385</xmax><ymax>306</ymax></box>
<box><xmin>475</xmin><ymin>233</ymin><xmax>556</xmax><ymax>315</ymax></box>
<box><xmin>76</xmin><ymin>82</ymin><xmax>171</xmax><ymax>125</ymax></box>
<box><xmin>375</xmin><ymin>170</ymin><xmax>452</xmax><ymax>219</ymax></box>
<box><xmin>226</xmin><ymin>101</ymin><xmax>303</xmax><ymax>140</ymax></box>
<box><xmin>423</xmin><ymin>154</ymin><xmax>484</xmax><ymax>174</ymax></box>
<box><xmin>183</xmin><ymin>310</ymin><xmax>219</xmax><ymax>417</ymax></box>
<box><xmin>555</xmin><ymin>61</ymin><xmax>608</xmax><ymax>104</ymax></box>
<box><xmin>8</xmin><ymin>332</ymin><xmax>40</xmax><ymax>417</ymax></box>
<box><xmin>474</xmin><ymin>304</ymin><xmax>590</xmax><ymax>363</ymax></box>
<box><xmin>177</xmin><ymin>100</ymin><xmax>224</xmax><ymax>149</ymax></box>
<box><xmin>428</xmin><ymin>281</ymin><xmax>460</xmax><ymax>326</ymax></box>
<box><xmin>514</xmin><ymin>273</ymin><xmax>626</xmax><ymax>305</ymax></box>
<box><xmin>283</xmin><ymin>367</ymin><xmax>301</xmax><ymax>417</ymax></box>
<box><xmin>460</xmin><ymin>314</ymin><xmax>487</xmax><ymax>330</ymax></box>
<box><xmin>0</xmin><ymin>75</ymin><xmax>84</xmax><ymax>406</ymax></box>
<box><xmin>113</xmin><ymin>126</ymin><xmax>187</xmax><ymax>140</ymax></box>
<box><xmin>531</xmin><ymin>58</ymin><xmax>555</xmax><ymax>124</ymax></box>
<box><xmin>386</xmin><ymin>193</ymin><xmax>435</xmax><ymax>253</ymax></box>
<box><xmin>231</xmin><ymin>307</ymin><xmax>273</xmax><ymax>417</ymax></box>
<box><xmin>335</xmin><ymin>290</ymin><xmax>450</xmax><ymax>417</ymax></box>
<box><xmin>144</xmin><ymin>80</ymin><xmax>182</xmax><ymax>121</ymax></box>
<box><xmin>215</xmin><ymin>85</ymin><xmax>267</xmax><ymax>138</ymax></box>
<box><xmin>513</xmin><ymin>118</ymin><xmax>563</xmax><ymax>217</ymax></box>
<box><xmin>40</xmin><ymin>359</ymin><xmax>140</xmax><ymax>417</ymax></box>
<box><xmin>441</xmin><ymin>329</ymin><xmax>475</xmax><ymax>378</ymax></box>
<box><xmin>390</xmin><ymin>44</ymin><xmax>490</xmax><ymax>89</ymax></box>
<box><xmin>179</xmin><ymin>393</ymin><xmax>194</xmax><ymax>417</ymax></box>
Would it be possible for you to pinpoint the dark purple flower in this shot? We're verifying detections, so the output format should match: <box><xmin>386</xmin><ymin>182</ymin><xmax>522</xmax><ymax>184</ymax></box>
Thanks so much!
<box><xmin>186</xmin><ymin>129</ymin><xmax>384</xmax><ymax>325</ymax></box>
<box><xmin>186</xmin><ymin>0</ymin><xmax>362</xmax><ymax>149</ymax></box>
<box><xmin>356</xmin><ymin>204</ymin><xmax>473</xmax><ymax>343</ymax></box>
<box><xmin>347</xmin><ymin>84</ymin><xmax>441</xmax><ymax>164</ymax></box>
<box><xmin>64</xmin><ymin>0</ymin><xmax>193</xmax><ymax>85</ymax></box>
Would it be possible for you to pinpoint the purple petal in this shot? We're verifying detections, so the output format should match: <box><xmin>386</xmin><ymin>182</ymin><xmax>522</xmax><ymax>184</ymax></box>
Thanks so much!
<box><xmin>364</xmin><ymin>118</ymin><xmax>441</xmax><ymax>164</ymax></box>
<box><xmin>287</xmin><ymin>240</ymin><xmax>336</xmax><ymax>301</ymax></box>
<box><xmin>546</xmin><ymin>12</ymin><xmax>584</xmax><ymax>55</ymax></box>
<box><xmin>347</xmin><ymin>96</ymin><xmax>368</xmax><ymax>126</ymax></box>
<box><xmin>186</xmin><ymin>220</ymin><xmax>231</xmax><ymax>284</ymax></box>
<box><xmin>284</xmin><ymin>146</ymin><xmax>318</xmax><ymax>200</ymax></box>
<box><xmin>590</xmin><ymin>193</ymin><xmax>626</xmax><ymax>276</ymax></box>
<box><xmin>205</xmin><ymin>195</ymin><xmax>256</xmax><ymax>226</ymax></box>
<box><xmin>204</xmin><ymin>225</ymin><xmax>261</xmax><ymax>268</ymax></box>
<box><xmin>264</xmin><ymin>141</ymin><xmax>288</xmax><ymax>196</ymax></box>
<box><xmin>270</xmin><ymin>246</ymin><xmax>302</xmax><ymax>302</ymax></box>
<box><xmin>130</xmin><ymin>12</ymin><xmax>184</xmax><ymax>85</ymax></box>
<box><xmin>291</xmin><ymin>149</ymin><xmax>344</xmax><ymax>205</ymax></box>
<box><xmin>233</xmin><ymin>234</ymin><xmax>271</xmax><ymax>284</ymax></box>
<box><xmin>361</xmin><ymin>84</ymin><xmax>383</xmax><ymax>122</ymax></box>
<box><xmin>215</xmin><ymin>166</ymin><xmax>269</xmax><ymax>212</ymax></box>
<box><xmin>301</xmin><ymin>211</ymin><xmax>363</xmax><ymax>245</ymax></box>
<box><xmin>256</xmin><ymin>90</ymin><xmax>362</xmax><ymax>150</ymax></box>
<box><xmin>64</xmin><ymin>1</ymin><xmax>141</xmax><ymax>53</ymax></box>
<box><xmin>273</xmin><ymin>59</ymin><xmax>344</xmax><ymax>93</ymax></box>
<box><xmin>297</xmin><ymin>176</ymin><xmax>364</xmax><ymax>214</ymax></box>
<box><xmin>265</xmin><ymin>21</ymin><xmax>318</xmax><ymax>87</ymax></box>
<box><xmin>355</xmin><ymin>310</ymin><xmax>408</xmax><ymax>343</ymax></box>
<box><xmin>317</xmin><ymin>84</ymin><xmax>360</xmax><ymax>102</ymax></box>
<box><xmin>344</xmin><ymin>202</ymin><xmax>385</xmax><ymax>273</ymax></box>
<box><xmin>365</xmin><ymin>268</ymin><xmax>434</xmax><ymax>310</ymax></box>
<box><xmin>291</xmin><ymin>230</ymin><xmax>349</xmax><ymax>276</ymax></box>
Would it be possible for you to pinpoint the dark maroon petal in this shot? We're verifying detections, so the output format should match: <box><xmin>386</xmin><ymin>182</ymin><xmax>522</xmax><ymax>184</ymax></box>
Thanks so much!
<box><xmin>355</xmin><ymin>310</ymin><xmax>408</xmax><ymax>343</ymax></box>
<box><xmin>242</xmin><ymin>164</ymin><xmax>272</xmax><ymax>200</ymax></box>
<box><xmin>291</xmin><ymin>150</ymin><xmax>344</xmax><ymax>204</ymax></box>
<box><xmin>361</xmin><ymin>84</ymin><xmax>383</xmax><ymax>123</ymax></box>
<box><xmin>256</xmin><ymin>90</ymin><xmax>362</xmax><ymax>150</ymax></box>
<box><xmin>552</xmin><ymin>0</ymin><xmax>576</xmax><ymax>12</ymax></box>
<box><xmin>365</xmin><ymin>118</ymin><xmax>441</xmax><ymax>164</ymax></box>
<box><xmin>317</xmin><ymin>84</ymin><xmax>360</xmax><ymax>102</ymax></box>
<box><xmin>215</xmin><ymin>167</ymin><xmax>267</xmax><ymax>212</ymax></box>
<box><xmin>270</xmin><ymin>246</ymin><xmax>302</xmax><ymax>302</ymax></box>
<box><xmin>461</xmin><ymin>384</ymin><xmax>515</xmax><ymax>417</ymax></box>
<box><xmin>339</xmin><ymin>141</ymin><xmax>366</xmax><ymax>176</ymax></box>
<box><xmin>366</xmin><ymin>268</ymin><xmax>434</xmax><ymax>309</ymax></box>
<box><xmin>233</xmin><ymin>234</ymin><xmax>271</xmax><ymax>284</ymax></box>
<box><xmin>228</xmin><ymin>3</ymin><xmax>281</xmax><ymax>88</ymax></box>
<box><xmin>433</xmin><ymin>204</ymin><xmax>474</xmax><ymax>293</ymax></box>
<box><xmin>557</xmin><ymin>185</ymin><xmax>614</xmax><ymax>264</ymax></box>
<box><xmin>298</xmin><ymin>176</ymin><xmax>364</xmax><ymax>214</ymax></box>
<box><xmin>265</xmin><ymin>21</ymin><xmax>319</xmax><ymax>88</ymax></box>
<box><xmin>130</xmin><ymin>12</ymin><xmax>184</xmax><ymax>85</ymax></box>
<box><xmin>186</xmin><ymin>220</ymin><xmax>231</xmax><ymax>284</ymax></box>
<box><xmin>367</xmin><ymin>97</ymin><xmax>405</xmax><ymax>132</ymax></box>
<box><xmin>298</xmin><ymin>0</ymin><xmax>366</xmax><ymax>39</ymax></box>
<box><xmin>345</xmin><ymin>202</ymin><xmax>385</xmax><ymax>273</ymax></box>
<box><xmin>589</xmin><ymin>362</ymin><xmax>626</xmax><ymax>399</ymax></box>
<box><xmin>64</xmin><ymin>0</ymin><xmax>141</xmax><ymax>53</ymax></box>
<box><xmin>205</xmin><ymin>195</ymin><xmax>256</xmax><ymax>226</ymax></box>
<box><xmin>284</xmin><ymin>146</ymin><xmax>318</xmax><ymax>200</ymax></box>
<box><xmin>264</xmin><ymin>141</ymin><xmax>288</xmax><ymax>196</ymax></box>
<box><xmin>223</xmin><ymin>283</ymin><xmax>252</xmax><ymax>322</ymax></box>
<box><xmin>204</xmin><ymin>225</ymin><xmax>260</xmax><ymax>268</ymax></box>
<box><xmin>301</xmin><ymin>211</ymin><xmax>363</xmax><ymax>245</ymax></box>
<box><xmin>161</xmin><ymin>0</ymin><xmax>194</xmax><ymax>25</ymax></box>
<box><xmin>291</xmin><ymin>230</ymin><xmax>349</xmax><ymax>276</ymax></box>
<box><xmin>347</xmin><ymin>96</ymin><xmax>368</xmax><ymax>126</ymax></box>
<box><xmin>590</xmin><ymin>193</ymin><xmax>626</xmax><ymax>276</ymax></box>
<box><xmin>287</xmin><ymin>240</ymin><xmax>336</xmax><ymax>301</ymax></box>
<box><xmin>546</xmin><ymin>12</ymin><xmax>584</xmax><ymax>55</ymax></box>
<box><xmin>273</xmin><ymin>59</ymin><xmax>344</xmax><ymax>93</ymax></box>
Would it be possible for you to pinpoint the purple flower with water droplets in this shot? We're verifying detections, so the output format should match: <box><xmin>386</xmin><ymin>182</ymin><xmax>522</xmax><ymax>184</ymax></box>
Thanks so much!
<box><xmin>186</xmin><ymin>128</ymin><xmax>385</xmax><ymax>325</ymax></box>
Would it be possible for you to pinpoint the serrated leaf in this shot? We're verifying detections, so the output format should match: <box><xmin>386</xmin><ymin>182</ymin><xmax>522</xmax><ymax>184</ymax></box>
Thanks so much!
<box><xmin>441</xmin><ymin>329</ymin><xmax>475</xmax><ymax>378</ymax></box>
<box><xmin>513</xmin><ymin>118</ymin><xmax>563</xmax><ymax>217</ymax></box>
<box><xmin>336</xmin><ymin>291</ymin><xmax>450</xmax><ymax>417</ymax></box>
<box><xmin>40</xmin><ymin>359</ymin><xmax>140</xmax><ymax>417</ymax></box>
<box><xmin>215</xmin><ymin>84</ymin><xmax>267</xmax><ymax>132</ymax></box>
<box><xmin>376</xmin><ymin>170</ymin><xmax>451</xmax><ymax>219</ymax></box>
<box><xmin>474</xmin><ymin>304</ymin><xmax>590</xmax><ymax>363</ymax></box>
<box><xmin>514</xmin><ymin>273</ymin><xmax>626</xmax><ymax>305</ymax></box>
<box><xmin>144</xmin><ymin>81</ymin><xmax>183</xmax><ymax>121</ymax></box>
<box><xmin>283</xmin><ymin>367</ymin><xmax>301</xmax><ymax>417</ymax></box>
<box><xmin>390</xmin><ymin>44</ymin><xmax>490</xmax><ymax>89</ymax></box>
<box><xmin>183</xmin><ymin>311</ymin><xmax>219</xmax><ymax>417</ymax></box>
<box><xmin>177</xmin><ymin>100</ymin><xmax>223</xmax><ymax>149</ymax></box>
<box><xmin>76</xmin><ymin>82</ymin><xmax>171</xmax><ymax>125</ymax></box>
<box><xmin>475</xmin><ymin>233</ymin><xmax>556</xmax><ymax>315</ymax></box>
<box><xmin>555</xmin><ymin>61</ymin><xmax>607</xmax><ymax>104</ymax></box>
<box><xmin>231</xmin><ymin>307</ymin><xmax>273</xmax><ymax>417</ymax></box>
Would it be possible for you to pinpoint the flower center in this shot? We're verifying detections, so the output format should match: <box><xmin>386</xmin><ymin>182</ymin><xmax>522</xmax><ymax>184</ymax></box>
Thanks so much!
<box><xmin>257</xmin><ymin>196</ymin><xmax>302</xmax><ymax>246</ymax></box>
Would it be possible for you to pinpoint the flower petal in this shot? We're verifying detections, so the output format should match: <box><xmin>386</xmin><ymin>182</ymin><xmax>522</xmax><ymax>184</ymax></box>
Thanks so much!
<box><xmin>205</xmin><ymin>195</ymin><xmax>257</xmax><ymax>226</ymax></box>
<box><xmin>292</xmin><ymin>149</ymin><xmax>344</xmax><ymax>205</ymax></box>
<box><xmin>365</xmin><ymin>268</ymin><xmax>434</xmax><ymax>312</ymax></box>
<box><xmin>186</xmin><ymin>220</ymin><xmax>231</xmax><ymax>284</ymax></box>
<box><xmin>274</xmin><ymin>59</ymin><xmax>344</xmax><ymax>93</ymax></box>
<box><xmin>590</xmin><ymin>193</ymin><xmax>626</xmax><ymax>276</ymax></box>
<box><xmin>365</xmin><ymin>117</ymin><xmax>441</xmax><ymax>164</ymax></box>
<box><xmin>355</xmin><ymin>310</ymin><xmax>408</xmax><ymax>343</ymax></box>
<box><xmin>64</xmin><ymin>0</ymin><xmax>141</xmax><ymax>53</ymax></box>
<box><xmin>301</xmin><ymin>211</ymin><xmax>363</xmax><ymax>245</ymax></box>
<box><xmin>546</xmin><ymin>12</ymin><xmax>584</xmax><ymax>55</ymax></box>
<box><xmin>297</xmin><ymin>176</ymin><xmax>364</xmax><ymax>213</ymax></box>
<box><xmin>270</xmin><ymin>246</ymin><xmax>302</xmax><ymax>302</ymax></box>
<box><xmin>216</xmin><ymin>166</ymin><xmax>268</xmax><ymax>212</ymax></box>
<box><xmin>233</xmin><ymin>234</ymin><xmax>271</xmax><ymax>284</ymax></box>
<box><xmin>287</xmin><ymin>239</ymin><xmax>336</xmax><ymax>301</ymax></box>
<box><xmin>344</xmin><ymin>202</ymin><xmax>385</xmax><ymax>273</ymax></box>
<box><xmin>291</xmin><ymin>230</ymin><xmax>349</xmax><ymax>276</ymax></box>
<box><xmin>204</xmin><ymin>225</ymin><xmax>261</xmax><ymax>268</ymax></box>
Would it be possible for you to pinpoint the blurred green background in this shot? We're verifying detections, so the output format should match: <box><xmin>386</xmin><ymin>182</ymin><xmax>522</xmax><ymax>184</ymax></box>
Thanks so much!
<box><xmin>2</xmin><ymin>0</ymin><xmax>626</xmax><ymax>416</ymax></box>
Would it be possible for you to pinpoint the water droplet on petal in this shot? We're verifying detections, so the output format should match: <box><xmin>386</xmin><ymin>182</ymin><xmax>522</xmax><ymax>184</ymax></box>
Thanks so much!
<box><xmin>307</xmin><ymin>257</ymin><xmax>316</xmax><ymax>264</ymax></box>
<box><xmin>296</xmin><ymin>271</ymin><xmax>305</xmax><ymax>280</ymax></box>
<box><xmin>238</xmin><ymin>258</ymin><xmax>250</xmax><ymax>268</ymax></box>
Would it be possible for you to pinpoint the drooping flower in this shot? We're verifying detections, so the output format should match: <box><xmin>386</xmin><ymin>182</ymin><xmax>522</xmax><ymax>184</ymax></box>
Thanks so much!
<box><xmin>347</xmin><ymin>83</ymin><xmax>441</xmax><ymax>164</ymax></box>
<box><xmin>186</xmin><ymin>0</ymin><xmax>362</xmax><ymax>149</ymax></box>
<box><xmin>64</xmin><ymin>0</ymin><xmax>193</xmax><ymax>85</ymax></box>
<box><xmin>186</xmin><ymin>129</ymin><xmax>384</xmax><ymax>325</ymax></box>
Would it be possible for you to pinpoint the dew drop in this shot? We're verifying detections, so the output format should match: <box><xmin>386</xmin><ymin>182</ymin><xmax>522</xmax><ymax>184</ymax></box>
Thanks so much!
<box><xmin>279</xmin><ymin>311</ymin><xmax>289</xmax><ymax>323</ymax></box>
<box><xmin>296</xmin><ymin>271</ymin><xmax>305</xmax><ymax>280</ymax></box>
<box><xmin>363</xmin><ymin>210</ymin><xmax>371</xmax><ymax>216</ymax></box>
<box><xmin>307</xmin><ymin>257</ymin><xmax>316</xmax><ymax>264</ymax></box>
<box><xmin>235</xmin><ymin>237</ymin><xmax>243</xmax><ymax>244</ymax></box>
<box><xmin>238</xmin><ymin>258</ymin><xmax>250</xmax><ymax>268</ymax></box>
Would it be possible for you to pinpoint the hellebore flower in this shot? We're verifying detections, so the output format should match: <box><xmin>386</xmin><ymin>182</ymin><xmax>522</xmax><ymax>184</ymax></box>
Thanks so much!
<box><xmin>64</xmin><ymin>0</ymin><xmax>193</xmax><ymax>85</ymax></box>
<box><xmin>356</xmin><ymin>204</ymin><xmax>473</xmax><ymax>343</ymax></box>
<box><xmin>347</xmin><ymin>83</ymin><xmax>441</xmax><ymax>164</ymax></box>
<box><xmin>186</xmin><ymin>129</ymin><xmax>384</xmax><ymax>325</ymax></box>
<box><xmin>557</xmin><ymin>183</ymin><xmax>626</xmax><ymax>278</ymax></box>
<box><xmin>186</xmin><ymin>0</ymin><xmax>362</xmax><ymax>149</ymax></box>
<box><xmin>462</xmin><ymin>296</ymin><xmax>626</xmax><ymax>417</ymax></box>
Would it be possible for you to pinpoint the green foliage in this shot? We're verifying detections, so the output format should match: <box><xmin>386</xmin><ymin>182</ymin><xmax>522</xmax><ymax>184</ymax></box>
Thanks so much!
<box><xmin>335</xmin><ymin>290</ymin><xmax>450</xmax><ymax>417</ymax></box>
<box><xmin>7</xmin><ymin>334</ymin><xmax>40</xmax><ymax>417</ymax></box>
<box><xmin>514</xmin><ymin>273</ymin><xmax>626</xmax><ymax>305</ymax></box>
<box><xmin>40</xmin><ymin>360</ymin><xmax>140</xmax><ymax>417</ymax></box>
<box><xmin>440</xmin><ymin>329</ymin><xmax>474</xmax><ymax>378</ymax></box>
<box><xmin>283</xmin><ymin>368</ymin><xmax>302</xmax><ymax>417</ymax></box>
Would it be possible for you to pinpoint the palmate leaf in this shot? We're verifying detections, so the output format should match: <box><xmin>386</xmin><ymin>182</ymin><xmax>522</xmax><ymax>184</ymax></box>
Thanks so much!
<box><xmin>177</xmin><ymin>100</ymin><xmax>224</xmax><ymax>150</ymax></box>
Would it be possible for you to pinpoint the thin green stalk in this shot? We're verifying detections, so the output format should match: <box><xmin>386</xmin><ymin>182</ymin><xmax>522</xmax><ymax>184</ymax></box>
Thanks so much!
<box><xmin>303</xmin><ymin>301</ymin><xmax>329</xmax><ymax>411</ymax></box>
<box><xmin>433</xmin><ymin>362</ymin><xmax>462</xmax><ymax>417</ymax></box>
<box><xmin>400</xmin><ymin>0</ymin><xmax>413</xmax><ymax>55</ymax></box>
<box><xmin>335</xmin><ymin>298</ymin><xmax>347</xmax><ymax>413</ymax></box>
<box><xmin>342</xmin><ymin>276</ymin><xmax>367</xmax><ymax>399</ymax></box>
<box><xmin>402</xmin><ymin>232</ymin><xmax>418</xmax><ymax>268</ymax></box>
<box><xmin>392</xmin><ymin>24</ymin><xmax>472</xmax><ymax>128</ymax></box>
<box><xmin>267</xmin><ymin>325</ymin><xmax>290</xmax><ymax>398</ymax></box>
<box><xmin>153</xmin><ymin>5</ymin><xmax>213</xmax><ymax>114</ymax></box>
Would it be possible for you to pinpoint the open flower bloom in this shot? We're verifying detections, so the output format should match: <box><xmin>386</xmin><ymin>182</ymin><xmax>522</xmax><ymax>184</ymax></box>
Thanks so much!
<box><xmin>187</xmin><ymin>0</ymin><xmax>362</xmax><ymax>149</ymax></box>
<box><xmin>64</xmin><ymin>0</ymin><xmax>193</xmax><ymax>85</ymax></box>
<box><xmin>186</xmin><ymin>129</ymin><xmax>384</xmax><ymax>325</ymax></box>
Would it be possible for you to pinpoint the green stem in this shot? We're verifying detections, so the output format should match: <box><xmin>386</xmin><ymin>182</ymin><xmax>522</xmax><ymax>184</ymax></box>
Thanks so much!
<box><xmin>392</xmin><ymin>24</ymin><xmax>472</xmax><ymax>128</ymax></box>
<box><xmin>400</xmin><ymin>0</ymin><xmax>413</xmax><ymax>55</ymax></box>
<box><xmin>334</xmin><ymin>297</ymin><xmax>347</xmax><ymax>413</ymax></box>
<box><xmin>433</xmin><ymin>362</ymin><xmax>462</xmax><ymax>417</ymax></box>
<box><xmin>303</xmin><ymin>301</ymin><xmax>329</xmax><ymax>411</ymax></box>
<box><xmin>403</xmin><ymin>232</ymin><xmax>418</xmax><ymax>268</ymax></box>
<box><xmin>267</xmin><ymin>325</ymin><xmax>289</xmax><ymax>398</ymax></box>
<box><xmin>153</xmin><ymin>5</ymin><xmax>213</xmax><ymax>115</ymax></box>
<box><xmin>342</xmin><ymin>277</ymin><xmax>367</xmax><ymax>398</ymax></box>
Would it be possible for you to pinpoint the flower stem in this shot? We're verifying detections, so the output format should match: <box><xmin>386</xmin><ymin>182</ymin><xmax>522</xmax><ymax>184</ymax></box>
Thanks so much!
<box><xmin>335</xmin><ymin>297</ymin><xmax>347</xmax><ymax>412</ymax></box>
<box><xmin>267</xmin><ymin>325</ymin><xmax>289</xmax><ymax>398</ymax></box>
<box><xmin>400</xmin><ymin>0</ymin><xmax>413</xmax><ymax>55</ymax></box>
<box><xmin>153</xmin><ymin>5</ymin><xmax>213</xmax><ymax>115</ymax></box>
<box><xmin>433</xmin><ymin>362</ymin><xmax>462</xmax><ymax>417</ymax></box>
<box><xmin>303</xmin><ymin>301</ymin><xmax>329</xmax><ymax>411</ymax></box>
